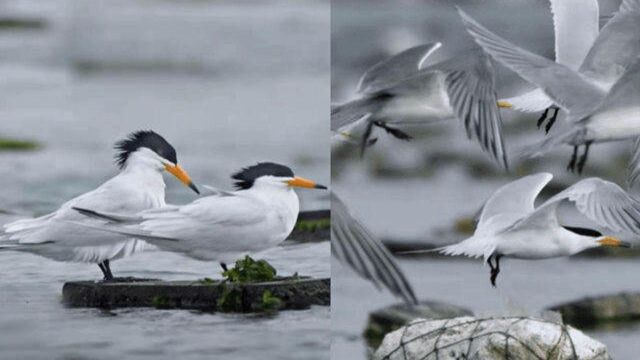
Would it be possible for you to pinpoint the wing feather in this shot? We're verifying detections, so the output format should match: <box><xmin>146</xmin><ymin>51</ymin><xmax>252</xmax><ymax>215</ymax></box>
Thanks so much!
<box><xmin>478</xmin><ymin>173</ymin><xmax>553</xmax><ymax>229</ymax></box>
<box><xmin>331</xmin><ymin>193</ymin><xmax>417</xmax><ymax>305</ymax></box>
<box><xmin>357</xmin><ymin>42</ymin><xmax>442</xmax><ymax>94</ymax></box>
<box><xmin>458</xmin><ymin>7</ymin><xmax>605</xmax><ymax>119</ymax></box>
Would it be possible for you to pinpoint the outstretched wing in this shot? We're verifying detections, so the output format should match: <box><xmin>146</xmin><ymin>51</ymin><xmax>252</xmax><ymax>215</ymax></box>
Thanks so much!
<box><xmin>579</xmin><ymin>1</ymin><xmax>640</xmax><ymax>88</ymax></box>
<box><xmin>436</xmin><ymin>50</ymin><xmax>507</xmax><ymax>168</ymax></box>
<box><xmin>357</xmin><ymin>42</ymin><xmax>442</xmax><ymax>94</ymax></box>
<box><xmin>551</xmin><ymin>0</ymin><xmax>599</xmax><ymax>71</ymax></box>
<box><xmin>458</xmin><ymin>7</ymin><xmax>605</xmax><ymax>120</ymax></box>
<box><xmin>331</xmin><ymin>192</ymin><xmax>417</xmax><ymax>305</ymax></box>
<box><xmin>539</xmin><ymin>177</ymin><xmax>640</xmax><ymax>234</ymax></box>
<box><xmin>478</xmin><ymin>173</ymin><xmax>553</xmax><ymax>230</ymax></box>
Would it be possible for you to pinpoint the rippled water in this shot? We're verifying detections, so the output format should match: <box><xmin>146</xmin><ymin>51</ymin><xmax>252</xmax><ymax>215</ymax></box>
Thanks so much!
<box><xmin>0</xmin><ymin>1</ymin><xmax>329</xmax><ymax>359</ymax></box>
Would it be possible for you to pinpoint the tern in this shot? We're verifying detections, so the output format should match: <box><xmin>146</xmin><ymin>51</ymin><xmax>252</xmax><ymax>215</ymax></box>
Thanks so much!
<box><xmin>498</xmin><ymin>0</ymin><xmax>600</xmax><ymax>133</ymax></box>
<box><xmin>71</xmin><ymin>162</ymin><xmax>326</xmax><ymax>270</ymax></box>
<box><xmin>332</xmin><ymin>41</ymin><xmax>508</xmax><ymax>168</ymax></box>
<box><xmin>405</xmin><ymin>173</ymin><xmax>634</xmax><ymax>287</ymax></box>
<box><xmin>332</xmin><ymin>192</ymin><xmax>417</xmax><ymax>305</ymax></box>
<box><xmin>458</xmin><ymin>4</ymin><xmax>640</xmax><ymax>173</ymax></box>
<box><xmin>0</xmin><ymin>130</ymin><xmax>199</xmax><ymax>280</ymax></box>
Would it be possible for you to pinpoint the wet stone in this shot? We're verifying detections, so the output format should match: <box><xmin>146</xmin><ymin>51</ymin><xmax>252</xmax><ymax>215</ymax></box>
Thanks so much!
<box><xmin>364</xmin><ymin>300</ymin><xmax>473</xmax><ymax>349</ymax></box>
<box><xmin>548</xmin><ymin>292</ymin><xmax>640</xmax><ymax>329</ymax></box>
<box><xmin>62</xmin><ymin>277</ymin><xmax>330</xmax><ymax>313</ymax></box>
<box><xmin>374</xmin><ymin>316</ymin><xmax>610</xmax><ymax>360</ymax></box>
<box><xmin>287</xmin><ymin>209</ymin><xmax>330</xmax><ymax>243</ymax></box>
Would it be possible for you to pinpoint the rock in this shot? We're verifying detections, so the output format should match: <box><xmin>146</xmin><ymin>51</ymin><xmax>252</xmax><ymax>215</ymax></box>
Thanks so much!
<box><xmin>374</xmin><ymin>316</ymin><xmax>610</xmax><ymax>360</ymax></box>
<box><xmin>364</xmin><ymin>301</ymin><xmax>473</xmax><ymax>349</ymax></box>
<box><xmin>286</xmin><ymin>209</ymin><xmax>330</xmax><ymax>243</ymax></box>
<box><xmin>62</xmin><ymin>276</ymin><xmax>330</xmax><ymax>312</ymax></box>
<box><xmin>549</xmin><ymin>292</ymin><xmax>640</xmax><ymax>329</ymax></box>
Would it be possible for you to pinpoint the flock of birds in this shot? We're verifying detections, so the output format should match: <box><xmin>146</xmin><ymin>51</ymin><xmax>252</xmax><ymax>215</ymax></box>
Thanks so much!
<box><xmin>332</xmin><ymin>0</ymin><xmax>640</xmax><ymax>305</ymax></box>
<box><xmin>1</xmin><ymin>0</ymin><xmax>639</xmax><ymax>310</ymax></box>
<box><xmin>0</xmin><ymin>130</ymin><xmax>326</xmax><ymax>280</ymax></box>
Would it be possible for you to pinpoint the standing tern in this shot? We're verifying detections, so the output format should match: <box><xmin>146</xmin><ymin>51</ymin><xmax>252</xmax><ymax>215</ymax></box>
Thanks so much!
<box><xmin>332</xmin><ymin>192</ymin><xmax>417</xmax><ymax>305</ymax></box>
<box><xmin>332</xmin><ymin>41</ymin><xmax>508</xmax><ymax>168</ymax></box>
<box><xmin>71</xmin><ymin>162</ymin><xmax>326</xmax><ymax>270</ymax></box>
<box><xmin>405</xmin><ymin>173</ymin><xmax>634</xmax><ymax>287</ymax></box>
<box><xmin>498</xmin><ymin>0</ymin><xmax>600</xmax><ymax>133</ymax></box>
<box><xmin>0</xmin><ymin>130</ymin><xmax>199</xmax><ymax>280</ymax></box>
<box><xmin>458</xmin><ymin>5</ymin><xmax>640</xmax><ymax>173</ymax></box>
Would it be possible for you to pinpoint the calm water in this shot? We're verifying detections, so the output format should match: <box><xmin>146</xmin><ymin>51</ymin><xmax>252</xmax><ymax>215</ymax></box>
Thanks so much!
<box><xmin>0</xmin><ymin>1</ymin><xmax>330</xmax><ymax>359</ymax></box>
<box><xmin>332</xmin><ymin>1</ymin><xmax>638</xmax><ymax>359</ymax></box>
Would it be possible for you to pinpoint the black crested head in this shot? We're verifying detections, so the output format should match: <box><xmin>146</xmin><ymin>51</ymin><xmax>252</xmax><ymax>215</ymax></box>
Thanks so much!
<box><xmin>114</xmin><ymin>130</ymin><xmax>177</xmax><ymax>169</ymax></box>
<box><xmin>231</xmin><ymin>162</ymin><xmax>294</xmax><ymax>190</ymax></box>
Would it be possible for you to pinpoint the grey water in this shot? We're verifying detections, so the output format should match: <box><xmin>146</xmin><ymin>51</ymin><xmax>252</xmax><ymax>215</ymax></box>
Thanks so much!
<box><xmin>0</xmin><ymin>1</ymin><xmax>329</xmax><ymax>359</ymax></box>
<box><xmin>332</xmin><ymin>0</ymin><xmax>639</xmax><ymax>359</ymax></box>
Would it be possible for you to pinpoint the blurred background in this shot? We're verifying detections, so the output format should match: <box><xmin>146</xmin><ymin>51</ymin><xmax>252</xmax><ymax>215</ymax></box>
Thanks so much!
<box><xmin>331</xmin><ymin>0</ymin><xmax>640</xmax><ymax>359</ymax></box>
<box><xmin>0</xmin><ymin>1</ymin><xmax>329</xmax><ymax>359</ymax></box>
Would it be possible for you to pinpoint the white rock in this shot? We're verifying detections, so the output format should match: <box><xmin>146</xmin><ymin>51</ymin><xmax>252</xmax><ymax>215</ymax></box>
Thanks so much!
<box><xmin>373</xmin><ymin>316</ymin><xmax>610</xmax><ymax>360</ymax></box>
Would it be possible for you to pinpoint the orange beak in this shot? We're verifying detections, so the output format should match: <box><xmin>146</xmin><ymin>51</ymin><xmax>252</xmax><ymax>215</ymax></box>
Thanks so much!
<box><xmin>597</xmin><ymin>236</ymin><xmax>631</xmax><ymax>248</ymax></box>
<box><xmin>164</xmin><ymin>164</ymin><xmax>199</xmax><ymax>194</ymax></box>
<box><xmin>497</xmin><ymin>100</ymin><xmax>512</xmax><ymax>109</ymax></box>
<box><xmin>286</xmin><ymin>176</ymin><xmax>327</xmax><ymax>190</ymax></box>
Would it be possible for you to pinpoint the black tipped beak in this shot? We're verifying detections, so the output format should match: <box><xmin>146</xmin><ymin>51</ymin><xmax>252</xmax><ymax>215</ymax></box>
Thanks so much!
<box><xmin>620</xmin><ymin>241</ymin><xmax>632</xmax><ymax>248</ymax></box>
<box><xmin>314</xmin><ymin>184</ymin><xmax>327</xmax><ymax>190</ymax></box>
<box><xmin>189</xmin><ymin>182</ymin><xmax>200</xmax><ymax>194</ymax></box>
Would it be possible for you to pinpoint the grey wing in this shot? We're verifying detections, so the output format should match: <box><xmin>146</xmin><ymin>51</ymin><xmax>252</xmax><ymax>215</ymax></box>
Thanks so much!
<box><xmin>331</xmin><ymin>96</ymin><xmax>387</xmax><ymax>131</ymax></box>
<box><xmin>550</xmin><ymin>178</ymin><xmax>640</xmax><ymax>234</ymax></box>
<box><xmin>627</xmin><ymin>137</ymin><xmax>640</xmax><ymax>194</ymax></box>
<box><xmin>589</xmin><ymin>57</ymin><xmax>640</xmax><ymax>116</ymax></box>
<box><xmin>579</xmin><ymin>2</ymin><xmax>640</xmax><ymax>86</ymax></box>
<box><xmin>438</xmin><ymin>51</ymin><xmax>508</xmax><ymax>168</ymax></box>
<box><xmin>357</xmin><ymin>42</ymin><xmax>442</xmax><ymax>94</ymax></box>
<box><xmin>331</xmin><ymin>192</ymin><xmax>418</xmax><ymax>305</ymax></box>
<box><xmin>458</xmin><ymin>7</ymin><xmax>605</xmax><ymax>120</ymax></box>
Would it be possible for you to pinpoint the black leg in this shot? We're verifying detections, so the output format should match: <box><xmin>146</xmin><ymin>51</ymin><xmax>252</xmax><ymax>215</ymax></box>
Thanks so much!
<box><xmin>490</xmin><ymin>255</ymin><xmax>502</xmax><ymax>287</ymax></box>
<box><xmin>104</xmin><ymin>259</ymin><xmax>114</xmax><ymax>280</ymax></box>
<box><xmin>536</xmin><ymin>108</ymin><xmax>550</xmax><ymax>129</ymax></box>
<box><xmin>567</xmin><ymin>146</ymin><xmax>579</xmax><ymax>172</ymax></box>
<box><xmin>373</xmin><ymin>121</ymin><xmax>412</xmax><ymax>141</ymax></box>
<box><xmin>98</xmin><ymin>261</ymin><xmax>114</xmax><ymax>281</ymax></box>
<box><xmin>220</xmin><ymin>262</ymin><xmax>228</xmax><ymax>272</ymax></box>
<box><xmin>577</xmin><ymin>141</ymin><xmax>592</xmax><ymax>174</ymax></box>
<box><xmin>487</xmin><ymin>255</ymin><xmax>496</xmax><ymax>287</ymax></box>
<box><xmin>544</xmin><ymin>107</ymin><xmax>560</xmax><ymax>134</ymax></box>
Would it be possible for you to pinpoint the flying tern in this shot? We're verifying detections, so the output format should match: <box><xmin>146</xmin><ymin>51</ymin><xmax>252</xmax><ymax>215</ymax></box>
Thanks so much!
<box><xmin>458</xmin><ymin>4</ymin><xmax>640</xmax><ymax>173</ymax></box>
<box><xmin>0</xmin><ymin>130</ymin><xmax>199</xmax><ymax>280</ymax></box>
<box><xmin>332</xmin><ymin>192</ymin><xmax>417</xmax><ymax>305</ymax></box>
<box><xmin>405</xmin><ymin>173</ymin><xmax>634</xmax><ymax>287</ymax></box>
<box><xmin>498</xmin><ymin>0</ymin><xmax>600</xmax><ymax>133</ymax></box>
<box><xmin>332</xmin><ymin>41</ymin><xmax>508</xmax><ymax>168</ymax></box>
<box><xmin>71</xmin><ymin>162</ymin><xmax>326</xmax><ymax>270</ymax></box>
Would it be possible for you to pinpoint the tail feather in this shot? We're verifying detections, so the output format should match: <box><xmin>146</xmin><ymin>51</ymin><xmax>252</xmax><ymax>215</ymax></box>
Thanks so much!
<box><xmin>400</xmin><ymin>236</ymin><xmax>495</xmax><ymax>263</ymax></box>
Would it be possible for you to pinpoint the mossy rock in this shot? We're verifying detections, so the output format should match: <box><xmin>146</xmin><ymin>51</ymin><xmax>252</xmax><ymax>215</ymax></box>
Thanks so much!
<box><xmin>0</xmin><ymin>138</ymin><xmax>40</xmax><ymax>151</ymax></box>
<box><xmin>548</xmin><ymin>292</ymin><xmax>640</xmax><ymax>330</ymax></box>
<box><xmin>222</xmin><ymin>256</ymin><xmax>277</xmax><ymax>283</ymax></box>
<box><xmin>288</xmin><ymin>209</ymin><xmax>330</xmax><ymax>243</ymax></box>
<box><xmin>62</xmin><ymin>276</ymin><xmax>329</xmax><ymax>313</ymax></box>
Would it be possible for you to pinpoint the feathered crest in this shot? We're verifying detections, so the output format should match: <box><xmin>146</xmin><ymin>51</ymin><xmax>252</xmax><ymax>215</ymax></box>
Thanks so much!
<box><xmin>114</xmin><ymin>130</ymin><xmax>177</xmax><ymax>169</ymax></box>
<box><xmin>231</xmin><ymin>162</ymin><xmax>294</xmax><ymax>190</ymax></box>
